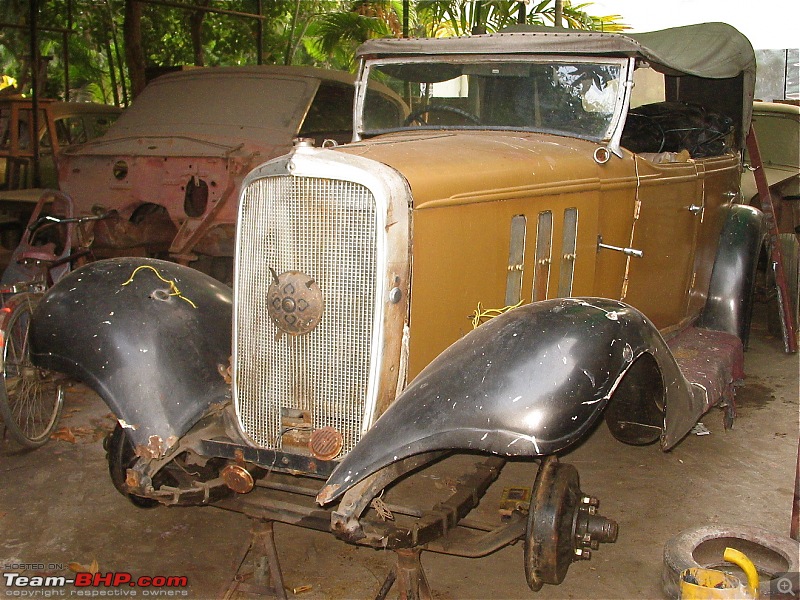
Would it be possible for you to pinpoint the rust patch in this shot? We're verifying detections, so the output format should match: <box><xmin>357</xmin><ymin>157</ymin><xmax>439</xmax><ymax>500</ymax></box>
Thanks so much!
<box><xmin>217</xmin><ymin>356</ymin><xmax>232</xmax><ymax>384</ymax></box>
<box><xmin>316</xmin><ymin>483</ymin><xmax>341</xmax><ymax>506</ymax></box>
<box><xmin>125</xmin><ymin>468</ymin><xmax>140</xmax><ymax>490</ymax></box>
<box><xmin>135</xmin><ymin>435</ymin><xmax>165</xmax><ymax>459</ymax></box>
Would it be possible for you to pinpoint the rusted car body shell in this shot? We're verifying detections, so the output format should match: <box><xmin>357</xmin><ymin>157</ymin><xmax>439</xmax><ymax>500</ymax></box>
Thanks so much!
<box><xmin>57</xmin><ymin>66</ymin><xmax>405</xmax><ymax>260</ymax></box>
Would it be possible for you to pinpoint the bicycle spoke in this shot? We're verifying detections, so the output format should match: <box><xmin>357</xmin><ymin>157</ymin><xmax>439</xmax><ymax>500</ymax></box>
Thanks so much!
<box><xmin>1</xmin><ymin>294</ymin><xmax>63</xmax><ymax>447</ymax></box>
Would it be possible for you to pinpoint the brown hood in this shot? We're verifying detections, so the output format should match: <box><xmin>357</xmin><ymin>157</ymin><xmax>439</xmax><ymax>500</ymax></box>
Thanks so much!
<box><xmin>336</xmin><ymin>131</ymin><xmax>604</xmax><ymax>208</ymax></box>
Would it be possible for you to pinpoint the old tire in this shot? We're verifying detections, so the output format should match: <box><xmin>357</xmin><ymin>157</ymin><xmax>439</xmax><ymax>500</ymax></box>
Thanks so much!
<box><xmin>662</xmin><ymin>525</ymin><xmax>800</xmax><ymax>599</ymax></box>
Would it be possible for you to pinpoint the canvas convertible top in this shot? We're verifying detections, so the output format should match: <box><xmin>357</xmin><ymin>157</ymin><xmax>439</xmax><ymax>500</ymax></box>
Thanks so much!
<box><xmin>356</xmin><ymin>22</ymin><xmax>756</xmax><ymax>146</ymax></box>
<box><xmin>356</xmin><ymin>22</ymin><xmax>753</xmax><ymax>79</ymax></box>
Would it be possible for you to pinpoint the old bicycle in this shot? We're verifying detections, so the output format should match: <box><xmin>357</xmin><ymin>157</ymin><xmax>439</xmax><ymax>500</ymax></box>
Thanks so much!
<box><xmin>0</xmin><ymin>190</ymin><xmax>110</xmax><ymax>448</ymax></box>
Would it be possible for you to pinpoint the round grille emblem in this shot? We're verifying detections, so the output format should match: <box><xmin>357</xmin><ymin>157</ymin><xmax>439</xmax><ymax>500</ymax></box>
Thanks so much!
<box><xmin>267</xmin><ymin>270</ymin><xmax>324</xmax><ymax>336</ymax></box>
<box><xmin>309</xmin><ymin>426</ymin><xmax>343</xmax><ymax>460</ymax></box>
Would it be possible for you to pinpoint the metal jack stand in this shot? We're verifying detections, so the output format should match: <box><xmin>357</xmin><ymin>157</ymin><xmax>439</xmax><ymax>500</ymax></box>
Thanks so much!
<box><xmin>375</xmin><ymin>548</ymin><xmax>432</xmax><ymax>600</ymax></box>
<box><xmin>224</xmin><ymin>520</ymin><xmax>288</xmax><ymax>600</ymax></box>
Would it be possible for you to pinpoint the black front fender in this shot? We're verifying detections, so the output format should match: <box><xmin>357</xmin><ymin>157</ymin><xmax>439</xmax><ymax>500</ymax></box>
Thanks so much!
<box><xmin>318</xmin><ymin>298</ymin><xmax>696</xmax><ymax>505</ymax></box>
<box><xmin>30</xmin><ymin>257</ymin><xmax>232</xmax><ymax>458</ymax></box>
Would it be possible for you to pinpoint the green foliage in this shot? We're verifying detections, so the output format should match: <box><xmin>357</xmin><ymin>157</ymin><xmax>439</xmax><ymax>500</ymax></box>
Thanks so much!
<box><xmin>525</xmin><ymin>0</ymin><xmax>627</xmax><ymax>31</ymax></box>
<box><xmin>0</xmin><ymin>0</ymin><xmax>626</xmax><ymax>104</ymax></box>
<box><xmin>417</xmin><ymin>0</ymin><xmax>519</xmax><ymax>36</ymax></box>
<box><xmin>417</xmin><ymin>1</ymin><xmax>627</xmax><ymax>37</ymax></box>
<box><xmin>305</xmin><ymin>7</ymin><xmax>395</xmax><ymax>70</ymax></box>
<box><xmin>0</xmin><ymin>0</ymin><xmax>125</xmax><ymax>103</ymax></box>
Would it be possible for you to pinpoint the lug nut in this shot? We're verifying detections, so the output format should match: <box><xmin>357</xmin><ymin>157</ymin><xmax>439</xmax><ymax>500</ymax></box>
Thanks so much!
<box><xmin>574</xmin><ymin>548</ymin><xmax>592</xmax><ymax>560</ymax></box>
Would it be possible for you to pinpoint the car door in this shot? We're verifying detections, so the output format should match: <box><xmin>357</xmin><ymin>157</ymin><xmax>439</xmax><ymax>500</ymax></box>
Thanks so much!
<box><xmin>622</xmin><ymin>155</ymin><xmax>702</xmax><ymax>331</ymax></box>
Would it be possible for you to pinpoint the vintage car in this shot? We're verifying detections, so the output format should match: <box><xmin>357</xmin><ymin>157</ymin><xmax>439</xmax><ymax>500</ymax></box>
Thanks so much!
<box><xmin>0</xmin><ymin>97</ymin><xmax>120</xmax><ymax>251</ymax></box>
<box><xmin>743</xmin><ymin>100</ymin><xmax>799</xmax><ymax>235</ymax></box>
<box><xmin>742</xmin><ymin>101</ymin><xmax>799</xmax><ymax>337</ymax></box>
<box><xmin>0</xmin><ymin>96</ymin><xmax>120</xmax><ymax>191</ymax></box>
<box><xmin>30</xmin><ymin>23</ymin><xmax>763</xmax><ymax>595</ymax></box>
<box><xmin>54</xmin><ymin>65</ymin><xmax>406</xmax><ymax>276</ymax></box>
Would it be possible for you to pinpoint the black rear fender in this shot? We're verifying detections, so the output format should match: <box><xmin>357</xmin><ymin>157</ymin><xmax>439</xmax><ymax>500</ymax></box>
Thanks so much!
<box><xmin>699</xmin><ymin>204</ymin><xmax>766</xmax><ymax>346</ymax></box>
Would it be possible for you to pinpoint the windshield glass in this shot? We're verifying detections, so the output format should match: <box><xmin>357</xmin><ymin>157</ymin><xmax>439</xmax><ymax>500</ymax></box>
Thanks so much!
<box><xmin>361</xmin><ymin>57</ymin><xmax>624</xmax><ymax>141</ymax></box>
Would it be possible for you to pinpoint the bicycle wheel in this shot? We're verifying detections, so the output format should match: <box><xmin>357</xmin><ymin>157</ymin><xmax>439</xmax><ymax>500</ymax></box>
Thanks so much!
<box><xmin>0</xmin><ymin>293</ymin><xmax>64</xmax><ymax>448</ymax></box>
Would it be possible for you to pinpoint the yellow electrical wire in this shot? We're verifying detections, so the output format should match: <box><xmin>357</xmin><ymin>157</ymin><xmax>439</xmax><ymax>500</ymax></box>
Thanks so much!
<box><xmin>121</xmin><ymin>265</ymin><xmax>197</xmax><ymax>309</ymax></box>
<box><xmin>471</xmin><ymin>299</ymin><xmax>523</xmax><ymax>329</ymax></box>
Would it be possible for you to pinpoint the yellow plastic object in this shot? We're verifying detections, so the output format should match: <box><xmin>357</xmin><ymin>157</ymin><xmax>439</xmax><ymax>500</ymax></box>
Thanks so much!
<box><xmin>679</xmin><ymin>547</ymin><xmax>759</xmax><ymax>599</ymax></box>
<box><xmin>723</xmin><ymin>547</ymin><xmax>759</xmax><ymax>599</ymax></box>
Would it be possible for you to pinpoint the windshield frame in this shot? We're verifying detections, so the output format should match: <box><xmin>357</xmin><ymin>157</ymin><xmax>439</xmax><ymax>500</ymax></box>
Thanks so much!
<box><xmin>354</xmin><ymin>54</ymin><xmax>634</xmax><ymax>151</ymax></box>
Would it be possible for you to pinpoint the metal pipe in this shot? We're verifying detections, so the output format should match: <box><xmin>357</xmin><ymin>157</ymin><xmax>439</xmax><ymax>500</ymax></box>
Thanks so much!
<box><xmin>792</xmin><ymin>435</ymin><xmax>799</xmax><ymax>540</ymax></box>
<box><xmin>0</xmin><ymin>21</ymin><xmax>74</xmax><ymax>33</ymax></box>
<box><xmin>64</xmin><ymin>0</ymin><xmax>71</xmax><ymax>101</ymax></box>
<box><xmin>256</xmin><ymin>0</ymin><xmax>263</xmax><ymax>65</ymax></box>
<box><xmin>29</xmin><ymin>0</ymin><xmax>41</xmax><ymax>188</ymax></box>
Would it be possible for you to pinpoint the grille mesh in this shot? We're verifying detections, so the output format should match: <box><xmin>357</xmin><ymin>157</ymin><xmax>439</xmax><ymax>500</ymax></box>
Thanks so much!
<box><xmin>234</xmin><ymin>176</ymin><xmax>378</xmax><ymax>454</ymax></box>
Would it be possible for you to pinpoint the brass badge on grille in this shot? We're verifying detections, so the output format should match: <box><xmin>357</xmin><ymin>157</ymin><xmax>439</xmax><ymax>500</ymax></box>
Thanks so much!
<box><xmin>308</xmin><ymin>426</ymin><xmax>343</xmax><ymax>460</ymax></box>
<box><xmin>267</xmin><ymin>269</ymin><xmax>324</xmax><ymax>336</ymax></box>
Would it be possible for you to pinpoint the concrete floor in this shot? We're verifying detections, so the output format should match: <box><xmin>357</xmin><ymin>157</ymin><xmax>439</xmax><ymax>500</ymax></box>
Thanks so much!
<box><xmin>1</xmin><ymin>305</ymin><xmax>798</xmax><ymax>600</ymax></box>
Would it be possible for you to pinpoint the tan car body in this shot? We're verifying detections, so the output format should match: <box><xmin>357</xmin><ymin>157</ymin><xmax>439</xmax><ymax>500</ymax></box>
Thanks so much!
<box><xmin>337</xmin><ymin>132</ymin><xmax>738</xmax><ymax>376</ymax></box>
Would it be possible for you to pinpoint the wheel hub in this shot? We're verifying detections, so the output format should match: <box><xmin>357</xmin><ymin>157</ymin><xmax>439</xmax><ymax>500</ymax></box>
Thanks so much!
<box><xmin>524</xmin><ymin>456</ymin><xmax>618</xmax><ymax>591</ymax></box>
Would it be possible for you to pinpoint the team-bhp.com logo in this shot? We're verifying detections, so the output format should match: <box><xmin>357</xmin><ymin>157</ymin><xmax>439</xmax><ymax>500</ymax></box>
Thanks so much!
<box><xmin>4</xmin><ymin>572</ymin><xmax>189</xmax><ymax>597</ymax></box>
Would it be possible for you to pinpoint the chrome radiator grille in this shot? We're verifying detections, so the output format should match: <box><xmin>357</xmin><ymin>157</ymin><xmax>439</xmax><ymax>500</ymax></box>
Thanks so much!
<box><xmin>234</xmin><ymin>175</ymin><xmax>378</xmax><ymax>455</ymax></box>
